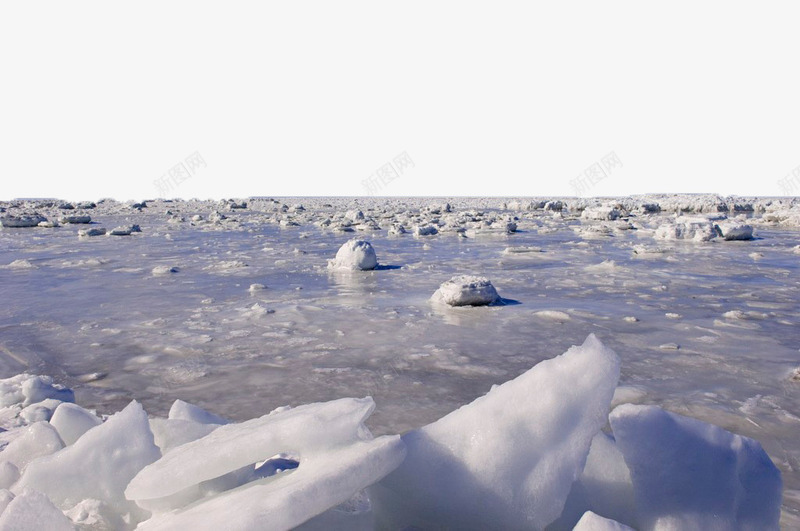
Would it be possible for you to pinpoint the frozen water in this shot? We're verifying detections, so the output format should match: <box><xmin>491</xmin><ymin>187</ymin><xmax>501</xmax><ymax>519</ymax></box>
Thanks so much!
<box><xmin>0</xmin><ymin>195</ymin><xmax>799</xmax><ymax>524</ymax></box>
<box><xmin>13</xmin><ymin>400</ymin><xmax>160</xmax><ymax>522</ymax></box>
<box><xmin>573</xmin><ymin>511</ymin><xmax>635</xmax><ymax>531</ymax></box>
<box><xmin>49</xmin><ymin>402</ymin><xmax>102</xmax><ymax>446</ymax></box>
<box><xmin>609</xmin><ymin>403</ymin><xmax>782</xmax><ymax>530</ymax></box>
<box><xmin>0</xmin><ymin>488</ymin><xmax>74</xmax><ymax>531</ymax></box>
<box><xmin>370</xmin><ymin>334</ymin><xmax>620</xmax><ymax>530</ymax></box>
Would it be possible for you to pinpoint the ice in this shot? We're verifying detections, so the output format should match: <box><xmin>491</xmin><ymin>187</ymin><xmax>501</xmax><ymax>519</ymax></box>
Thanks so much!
<box><xmin>609</xmin><ymin>404</ymin><xmax>782</xmax><ymax>530</ymax></box>
<box><xmin>150</xmin><ymin>418</ymin><xmax>219</xmax><ymax>454</ymax></box>
<box><xmin>126</xmin><ymin>397</ymin><xmax>380</xmax><ymax>500</ymax></box>
<box><xmin>137</xmin><ymin>436</ymin><xmax>404</xmax><ymax>531</ymax></box>
<box><xmin>49</xmin><ymin>402</ymin><xmax>103</xmax><ymax>446</ymax></box>
<box><xmin>431</xmin><ymin>275</ymin><xmax>500</xmax><ymax>306</ymax></box>
<box><xmin>370</xmin><ymin>334</ymin><xmax>620</xmax><ymax>530</ymax></box>
<box><xmin>168</xmin><ymin>399</ymin><xmax>229</xmax><ymax>425</ymax></box>
<box><xmin>0</xmin><ymin>489</ymin><xmax>74</xmax><ymax>531</ymax></box>
<box><xmin>0</xmin><ymin>374</ymin><xmax>74</xmax><ymax>409</ymax></box>
<box><xmin>1</xmin><ymin>194</ymin><xmax>798</xmax><ymax>522</ymax></box>
<box><xmin>654</xmin><ymin>217</ymin><xmax>719</xmax><ymax>241</ymax></box>
<box><xmin>0</xmin><ymin>214</ymin><xmax>47</xmax><ymax>228</ymax></box>
<box><xmin>0</xmin><ymin>489</ymin><xmax>13</xmax><ymax>515</ymax></box>
<box><xmin>328</xmin><ymin>239</ymin><xmax>378</xmax><ymax>270</ymax></box>
<box><xmin>0</xmin><ymin>462</ymin><xmax>19</xmax><ymax>490</ymax></box>
<box><xmin>551</xmin><ymin>432</ymin><xmax>637</xmax><ymax>529</ymax></box>
<box><xmin>78</xmin><ymin>227</ymin><xmax>106</xmax><ymax>237</ymax></box>
<box><xmin>573</xmin><ymin>511</ymin><xmax>635</xmax><ymax>531</ymax></box>
<box><xmin>13</xmin><ymin>401</ymin><xmax>160</xmax><ymax>521</ymax></box>
<box><xmin>0</xmin><ymin>422</ymin><xmax>63</xmax><ymax>471</ymax></box>
<box><xmin>716</xmin><ymin>222</ymin><xmax>754</xmax><ymax>240</ymax></box>
<box><xmin>19</xmin><ymin>398</ymin><xmax>62</xmax><ymax>423</ymax></box>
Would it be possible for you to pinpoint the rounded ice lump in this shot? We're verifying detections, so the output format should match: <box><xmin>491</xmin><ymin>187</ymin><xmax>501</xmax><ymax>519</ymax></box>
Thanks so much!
<box><xmin>328</xmin><ymin>239</ymin><xmax>378</xmax><ymax>271</ymax></box>
<box><xmin>431</xmin><ymin>275</ymin><xmax>500</xmax><ymax>306</ymax></box>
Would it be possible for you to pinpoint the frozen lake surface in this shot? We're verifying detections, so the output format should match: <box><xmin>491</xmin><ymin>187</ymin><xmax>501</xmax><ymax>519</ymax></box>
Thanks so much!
<box><xmin>1</xmin><ymin>195</ymin><xmax>799</xmax><ymax>526</ymax></box>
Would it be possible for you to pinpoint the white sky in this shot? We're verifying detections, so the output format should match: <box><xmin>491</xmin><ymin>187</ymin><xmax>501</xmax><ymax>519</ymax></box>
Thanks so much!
<box><xmin>2</xmin><ymin>1</ymin><xmax>799</xmax><ymax>201</ymax></box>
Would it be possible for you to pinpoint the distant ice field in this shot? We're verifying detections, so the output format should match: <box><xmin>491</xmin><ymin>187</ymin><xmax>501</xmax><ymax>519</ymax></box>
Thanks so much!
<box><xmin>1</xmin><ymin>195</ymin><xmax>799</xmax><ymax>520</ymax></box>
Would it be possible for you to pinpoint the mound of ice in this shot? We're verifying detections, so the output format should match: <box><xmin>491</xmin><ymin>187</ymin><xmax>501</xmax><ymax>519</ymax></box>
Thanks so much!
<box><xmin>0</xmin><ymin>215</ymin><xmax>47</xmax><ymax>228</ymax></box>
<box><xmin>58</xmin><ymin>215</ymin><xmax>91</xmax><ymax>224</ymax></box>
<box><xmin>0</xmin><ymin>374</ymin><xmax>74</xmax><ymax>409</ymax></box>
<box><xmin>654</xmin><ymin>218</ymin><xmax>719</xmax><ymax>242</ymax></box>
<box><xmin>370</xmin><ymin>334</ymin><xmax>621</xmax><ymax>530</ymax></box>
<box><xmin>0</xmin><ymin>489</ymin><xmax>73</xmax><ymax>531</ymax></box>
<box><xmin>152</xmin><ymin>265</ymin><xmax>178</xmax><ymax>276</ymax></box>
<box><xmin>431</xmin><ymin>275</ymin><xmax>500</xmax><ymax>306</ymax></box>
<box><xmin>129</xmin><ymin>398</ymin><xmax>405</xmax><ymax>530</ymax></box>
<box><xmin>14</xmin><ymin>401</ymin><xmax>160</xmax><ymax>520</ymax></box>
<box><xmin>716</xmin><ymin>223</ymin><xmax>754</xmax><ymax>240</ymax></box>
<box><xmin>3</xmin><ymin>259</ymin><xmax>37</xmax><ymax>270</ymax></box>
<box><xmin>78</xmin><ymin>227</ymin><xmax>106</xmax><ymax>237</ymax></box>
<box><xmin>609</xmin><ymin>404</ymin><xmax>782</xmax><ymax>530</ymax></box>
<box><xmin>413</xmin><ymin>225</ymin><xmax>438</xmax><ymax>236</ymax></box>
<box><xmin>328</xmin><ymin>239</ymin><xmax>378</xmax><ymax>271</ymax></box>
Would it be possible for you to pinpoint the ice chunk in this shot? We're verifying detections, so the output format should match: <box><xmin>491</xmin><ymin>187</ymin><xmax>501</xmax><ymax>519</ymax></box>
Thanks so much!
<box><xmin>78</xmin><ymin>227</ymin><xmax>106</xmax><ymax>237</ymax></box>
<box><xmin>0</xmin><ymin>489</ymin><xmax>13</xmax><ymax>515</ymax></box>
<box><xmin>552</xmin><ymin>432</ymin><xmax>637</xmax><ymax>529</ymax></box>
<box><xmin>65</xmin><ymin>498</ymin><xmax>127</xmax><ymax>530</ymax></box>
<box><xmin>0</xmin><ymin>461</ymin><xmax>19</xmax><ymax>490</ymax></box>
<box><xmin>137</xmin><ymin>436</ymin><xmax>404</xmax><ymax>531</ymax></box>
<box><xmin>0</xmin><ymin>215</ymin><xmax>47</xmax><ymax>228</ymax></box>
<box><xmin>49</xmin><ymin>402</ymin><xmax>103</xmax><ymax>446</ymax></box>
<box><xmin>371</xmin><ymin>334</ymin><xmax>621</xmax><ymax>530</ymax></box>
<box><xmin>654</xmin><ymin>218</ymin><xmax>719</xmax><ymax>242</ymax></box>
<box><xmin>431</xmin><ymin>275</ymin><xmax>500</xmax><ymax>306</ymax></box>
<box><xmin>716</xmin><ymin>223</ymin><xmax>754</xmax><ymax>240</ymax></box>
<box><xmin>14</xmin><ymin>401</ymin><xmax>160</xmax><ymax>521</ymax></box>
<box><xmin>151</xmin><ymin>265</ymin><xmax>178</xmax><ymax>276</ymax></box>
<box><xmin>127</xmin><ymin>397</ymin><xmax>377</xmax><ymax>500</ymax></box>
<box><xmin>19</xmin><ymin>398</ymin><xmax>62</xmax><ymax>423</ymax></box>
<box><xmin>609</xmin><ymin>404</ymin><xmax>782</xmax><ymax>530</ymax></box>
<box><xmin>0</xmin><ymin>374</ymin><xmax>74</xmax><ymax>408</ymax></box>
<box><xmin>573</xmin><ymin>511</ymin><xmax>635</xmax><ymax>531</ymax></box>
<box><xmin>328</xmin><ymin>239</ymin><xmax>378</xmax><ymax>270</ymax></box>
<box><xmin>413</xmin><ymin>224</ymin><xmax>438</xmax><ymax>236</ymax></box>
<box><xmin>0</xmin><ymin>489</ymin><xmax>74</xmax><ymax>531</ymax></box>
<box><xmin>150</xmin><ymin>418</ymin><xmax>219</xmax><ymax>454</ymax></box>
<box><xmin>168</xmin><ymin>399</ymin><xmax>229</xmax><ymax>425</ymax></box>
<box><xmin>0</xmin><ymin>422</ymin><xmax>64</xmax><ymax>471</ymax></box>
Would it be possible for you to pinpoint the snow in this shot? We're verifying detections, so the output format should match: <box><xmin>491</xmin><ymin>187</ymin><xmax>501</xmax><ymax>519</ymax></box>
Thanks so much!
<box><xmin>431</xmin><ymin>275</ymin><xmax>500</xmax><ymax>306</ymax></box>
<box><xmin>328</xmin><ymin>239</ymin><xmax>378</xmax><ymax>270</ymax></box>
<box><xmin>609</xmin><ymin>403</ymin><xmax>782</xmax><ymax>530</ymax></box>
<box><xmin>370</xmin><ymin>334</ymin><xmax>620</xmax><ymax>530</ymax></box>
<box><xmin>0</xmin><ymin>422</ymin><xmax>63</xmax><ymax>472</ymax></box>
